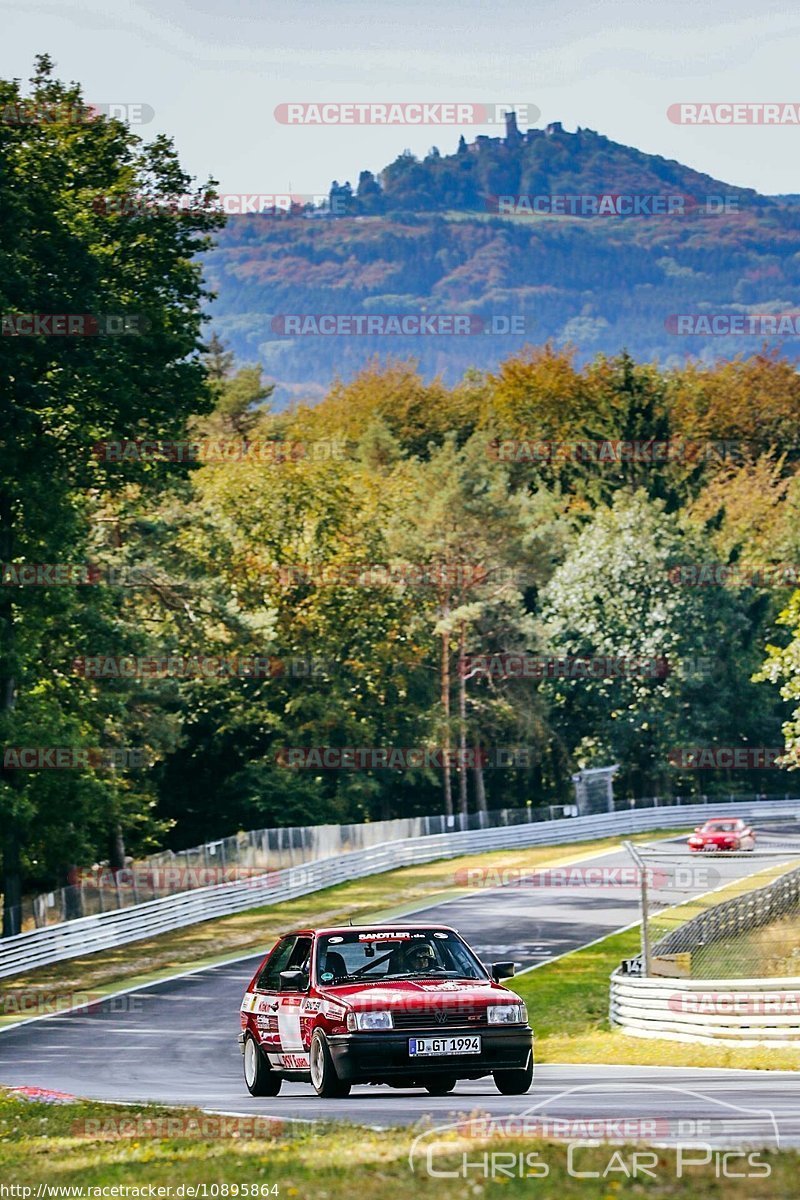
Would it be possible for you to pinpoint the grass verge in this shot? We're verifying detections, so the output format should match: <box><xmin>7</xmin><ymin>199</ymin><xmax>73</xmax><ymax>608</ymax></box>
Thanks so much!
<box><xmin>0</xmin><ymin>1094</ymin><xmax>796</xmax><ymax>1197</ymax></box>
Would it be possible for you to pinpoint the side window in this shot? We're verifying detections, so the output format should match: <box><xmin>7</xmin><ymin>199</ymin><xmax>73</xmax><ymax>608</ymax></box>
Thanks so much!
<box><xmin>287</xmin><ymin>936</ymin><xmax>313</xmax><ymax>976</ymax></box>
<box><xmin>257</xmin><ymin>936</ymin><xmax>296</xmax><ymax>991</ymax></box>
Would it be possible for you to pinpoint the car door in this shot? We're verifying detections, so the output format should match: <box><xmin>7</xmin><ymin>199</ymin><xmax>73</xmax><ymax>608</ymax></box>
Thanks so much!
<box><xmin>254</xmin><ymin>934</ymin><xmax>313</xmax><ymax>1069</ymax></box>
<box><xmin>250</xmin><ymin>935</ymin><xmax>295</xmax><ymax>1062</ymax></box>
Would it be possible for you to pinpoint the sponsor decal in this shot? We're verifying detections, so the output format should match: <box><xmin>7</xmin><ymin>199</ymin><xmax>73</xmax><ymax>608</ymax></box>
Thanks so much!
<box><xmin>279</xmin><ymin>1053</ymin><xmax>309</xmax><ymax>1069</ymax></box>
<box><xmin>358</xmin><ymin>931</ymin><xmax>413</xmax><ymax>940</ymax></box>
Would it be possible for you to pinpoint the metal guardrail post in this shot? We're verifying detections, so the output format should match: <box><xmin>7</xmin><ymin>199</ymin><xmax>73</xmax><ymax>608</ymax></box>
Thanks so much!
<box><xmin>624</xmin><ymin>840</ymin><xmax>651</xmax><ymax>976</ymax></box>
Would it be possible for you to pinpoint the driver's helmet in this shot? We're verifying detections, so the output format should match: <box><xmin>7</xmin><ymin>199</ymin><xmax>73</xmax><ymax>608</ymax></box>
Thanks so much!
<box><xmin>403</xmin><ymin>940</ymin><xmax>436</xmax><ymax>971</ymax></box>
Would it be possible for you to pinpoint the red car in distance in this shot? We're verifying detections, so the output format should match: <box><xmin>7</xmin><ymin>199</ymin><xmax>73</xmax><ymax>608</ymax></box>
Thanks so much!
<box><xmin>688</xmin><ymin>818</ymin><xmax>756</xmax><ymax>852</ymax></box>
<box><xmin>239</xmin><ymin>924</ymin><xmax>533</xmax><ymax>1098</ymax></box>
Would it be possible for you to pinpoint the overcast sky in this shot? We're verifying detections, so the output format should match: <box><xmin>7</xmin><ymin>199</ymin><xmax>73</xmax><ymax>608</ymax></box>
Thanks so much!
<box><xmin>2</xmin><ymin>0</ymin><xmax>799</xmax><ymax>196</ymax></box>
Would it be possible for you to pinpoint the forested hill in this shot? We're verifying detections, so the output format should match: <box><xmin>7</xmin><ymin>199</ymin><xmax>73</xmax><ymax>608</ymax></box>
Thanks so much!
<box><xmin>203</xmin><ymin>123</ymin><xmax>800</xmax><ymax>403</ymax></box>
<box><xmin>335</xmin><ymin>122</ymin><xmax>769</xmax><ymax>216</ymax></box>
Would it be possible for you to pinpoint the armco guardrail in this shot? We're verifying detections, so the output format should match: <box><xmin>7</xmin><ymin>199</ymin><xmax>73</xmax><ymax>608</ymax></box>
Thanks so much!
<box><xmin>610</xmin><ymin>971</ymin><xmax>800</xmax><ymax>1046</ymax></box>
<box><xmin>1</xmin><ymin>798</ymin><xmax>798</xmax><ymax>979</ymax></box>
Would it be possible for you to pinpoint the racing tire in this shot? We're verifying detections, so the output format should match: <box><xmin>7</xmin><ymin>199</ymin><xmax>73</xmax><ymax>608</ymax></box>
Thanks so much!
<box><xmin>310</xmin><ymin>1029</ymin><xmax>351</xmax><ymax>1098</ymax></box>
<box><xmin>493</xmin><ymin>1057</ymin><xmax>533</xmax><ymax>1095</ymax></box>
<box><xmin>243</xmin><ymin>1033</ymin><xmax>282</xmax><ymax>1096</ymax></box>
<box><xmin>424</xmin><ymin>1075</ymin><xmax>457</xmax><ymax>1095</ymax></box>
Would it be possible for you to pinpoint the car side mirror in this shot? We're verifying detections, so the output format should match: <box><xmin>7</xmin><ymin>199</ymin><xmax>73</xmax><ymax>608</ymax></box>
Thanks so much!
<box><xmin>279</xmin><ymin>968</ymin><xmax>309</xmax><ymax>992</ymax></box>
<box><xmin>491</xmin><ymin>961</ymin><xmax>516</xmax><ymax>982</ymax></box>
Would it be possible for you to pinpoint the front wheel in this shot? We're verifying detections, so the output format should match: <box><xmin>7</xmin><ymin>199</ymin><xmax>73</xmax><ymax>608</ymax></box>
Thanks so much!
<box><xmin>493</xmin><ymin>1056</ymin><xmax>533</xmax><ymax>1095</ymax></box>
<box><xmin>243</xmin><ymin>1034</ymin><xmax>282</xmax><ymax>1096</ymax></box>
<box><xmin>310</xmin><ymin>1030</ymin><xmax>351</xmax><ymax>1098</ymax></box>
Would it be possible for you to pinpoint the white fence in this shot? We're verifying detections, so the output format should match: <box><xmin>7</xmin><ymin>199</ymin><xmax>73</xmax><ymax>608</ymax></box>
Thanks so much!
<box><xmin>610</xmin><ymin>971</ymin><xmax>800</xmax><ymax>1046</ymax></box>
<box><xmin>2</xmin><ymin>797</ymin><xmax>798</xmax><ymax>980</ymax></box>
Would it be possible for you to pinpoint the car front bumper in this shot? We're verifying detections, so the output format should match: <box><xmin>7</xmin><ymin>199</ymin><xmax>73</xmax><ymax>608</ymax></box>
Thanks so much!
<box><xmin>327</xmin><ymin>1025</ymin><xmax>533</xmax><ymax>1083</ymax></box>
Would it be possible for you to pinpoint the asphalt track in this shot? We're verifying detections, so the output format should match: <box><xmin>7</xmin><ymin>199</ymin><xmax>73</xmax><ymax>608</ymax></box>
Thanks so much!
<box><xmin>2</xmin><ymin>831</ymin><xmax>800</xmax><ymax>1145</ymax></box>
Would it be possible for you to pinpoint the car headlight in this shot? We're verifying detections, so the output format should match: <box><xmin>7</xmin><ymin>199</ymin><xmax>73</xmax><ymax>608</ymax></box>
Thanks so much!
<box><xmin>487</xmin><ymin>1002</ymin><xmax>527</xmax><ymax>1025</ymax></box>
<box><xmin>346</xmin><ymin>1010</ymin><xmax>393</xmax><ymax>1031</ymax></box>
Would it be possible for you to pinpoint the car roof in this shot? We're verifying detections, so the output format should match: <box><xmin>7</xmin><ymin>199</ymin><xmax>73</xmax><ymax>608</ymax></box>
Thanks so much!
<box><xmin>282</xmin><ymin>924</ymin><xmax>459</xmax><ymax>938</ymax></box>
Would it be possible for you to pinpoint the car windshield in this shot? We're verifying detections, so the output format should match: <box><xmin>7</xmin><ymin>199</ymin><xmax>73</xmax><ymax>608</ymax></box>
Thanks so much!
<box><xmin>315</xmin><ymin>929</ymin><xmax>488</xmax><ymax>984</ymax></box>
<box><xmin>705</xmin><ymin>822</ymin><xmax>739</xmax><ymax>832</ymax></box>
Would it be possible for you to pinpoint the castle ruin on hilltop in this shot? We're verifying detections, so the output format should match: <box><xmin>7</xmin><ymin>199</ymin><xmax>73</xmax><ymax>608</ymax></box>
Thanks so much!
<box><xmin>464</xmin><ymin>110</ymin><xmax>567</xmax><ymax>154</ymax></box>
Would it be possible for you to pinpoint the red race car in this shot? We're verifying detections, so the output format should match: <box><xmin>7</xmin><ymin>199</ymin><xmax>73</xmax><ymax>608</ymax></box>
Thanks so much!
<box><xmin>688</xmin><ymin>818</ymin><xmax>756</xmax><ymax>852</ymax></box>
<box><xmin>239</xmin><ymin>924</ymin><xmax>533</xmax><ymax>1098</ymax></box>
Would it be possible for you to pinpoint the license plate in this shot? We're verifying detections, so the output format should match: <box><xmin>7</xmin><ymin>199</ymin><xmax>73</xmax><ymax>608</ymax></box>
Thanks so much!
<box><xmin>409</xmin><ymin>1035</ymin><xmax>481</xmax><ymax>1056</ymax></box>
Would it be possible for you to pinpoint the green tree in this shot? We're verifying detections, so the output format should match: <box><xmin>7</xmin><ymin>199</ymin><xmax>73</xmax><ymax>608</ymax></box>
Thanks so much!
<box><xmin>0</xmin><ymin>57</ymin><xmax>221</xmax><ymax>933</ymax></box>
<box><xmin>385</xmin><ymin>433</ymin><xmax>565</xmax><ymax>814</ymax></box>
<box><xmin>539</xmin><ymin>490</ymin><xmax>780</xmax><ymax>796</ymax></box>
<box><xmin>757</xmin><ymin>594</ymin><xmax>800</xmax><ymax>770</ymax></box>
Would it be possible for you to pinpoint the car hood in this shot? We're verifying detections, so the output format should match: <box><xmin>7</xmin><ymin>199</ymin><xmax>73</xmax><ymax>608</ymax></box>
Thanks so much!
<box><xmin>321</xmin><ymin>978</ymin><xmax>509</xmax><ymax>1010</ymax></box>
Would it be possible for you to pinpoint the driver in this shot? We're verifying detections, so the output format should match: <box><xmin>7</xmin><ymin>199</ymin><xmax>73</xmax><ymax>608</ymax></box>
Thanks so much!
<box><xmin>398</xmin><ymin>939</ymin><xmax>438</xmax><ymax>974</ymax></box>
